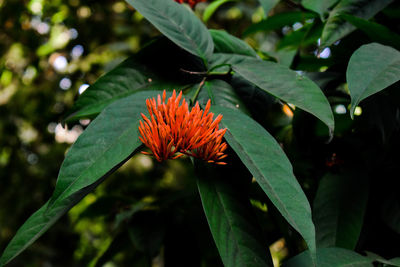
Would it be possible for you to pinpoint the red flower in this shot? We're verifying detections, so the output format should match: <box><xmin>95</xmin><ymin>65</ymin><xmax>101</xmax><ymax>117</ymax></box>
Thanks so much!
<box><xmin>174</xmin><ymin>0</ymin><xmax>206</xmax><ymax>8</ymax></box>
<box><xmin>138</xmin><ymin>90</ymin><xmax>227</xmax><ymax>164</ymax></box>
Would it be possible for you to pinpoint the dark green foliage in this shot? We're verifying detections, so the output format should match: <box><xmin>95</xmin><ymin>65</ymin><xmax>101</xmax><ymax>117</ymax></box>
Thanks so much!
<box><xmin>1</xmin><ymin>0</ymin><xmax>400</xmax><ymax>266</ymax></box>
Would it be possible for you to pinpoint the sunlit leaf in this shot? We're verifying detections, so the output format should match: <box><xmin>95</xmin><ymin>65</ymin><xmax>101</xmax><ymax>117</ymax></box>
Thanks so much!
<box><xmin>125</xmin><ymin>0</ymin><xmax>214</xmax><ymax>62</ymax></box>
<box><xmin>203</xmin><ymin>0</ymin><xmax>236</xmax><ymax>22</ymax></box>
<box><xmin>212</xmin><ymin>106</ymin><xmax>316</xmax><ymax>264</ymax></box>
<box><xmin>347</xmin><ymin>43</ymin><xmax>400</xmax><ymax>118</ymax></box>
<box><xmin>196</xmin><ymin>163</ymin><xmax>273</xmax><ymax>267</ymax></box>
<box><xmin>320</xmin><ymin>0</ymin><xmax>393</xmax><ymax>47</ymax></box>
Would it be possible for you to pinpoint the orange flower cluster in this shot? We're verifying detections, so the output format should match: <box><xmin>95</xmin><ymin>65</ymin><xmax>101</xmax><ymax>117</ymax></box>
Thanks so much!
<box><xmin>174</xmin><ymin>0</ymin><xmax>206</xmax><ymax>8</ymax></box>
<box><xmin>139</xmin><ymin>90</ymin><xmax>227</xmax><ymax>165</ymax></box>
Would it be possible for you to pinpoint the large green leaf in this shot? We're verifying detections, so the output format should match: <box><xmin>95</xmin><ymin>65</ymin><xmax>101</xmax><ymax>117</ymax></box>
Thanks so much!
<box><xmin>212</xmin><ymin>106</ymin><xmax>316</xmax><ymax>264</ymax></box>
<box><xmin>347</xmin><ymin>43</ymin><xmax>400</xmax><ymax>118</ymax></box>
<box><xmin>243</xmin><ymin>11</ymin><xmax>317</xmax><ymax>36</ymax></box>
<box><xmin>340</xmin><ymin>14</ymin><xmax>400</xmax><ymax>50</ymax></box>
<box><xmin>210</xmin><ymin>29</ymin><xmax>257</xmax><ymax>57</ymax></box>
<box><xmin>125</xmin><ymin>0</ymin><xmax>214</xmax><ymax>62</ymax></box>
<box><xmin>320</xmin><ymin>0</ymin><xmax>393</xmax><ymax>47</ymax></box>
<box><xmin>196</xmin><ymin>163</ymin><xmax>273</xmax><ymax>267</ymax></box>
<box><xmin>48</xmin><ymin>91</ymin><xmax>164</xmax><ymax>210</ymax></box>
<box><xmin>282</xmin><ymin>247</ymin><xmax>373</xmax><ymax>267</ymax></box>
<box><xmin>66</xmin><ymin>37</ymin><xmax>199</xmax><ymax>122</ymax></box>
<box><xmin>313</xmin><ymin>173</ymin><xmax>368</xmax><ymax>249</ymax></box>
<box><xmin>211</xmin><ymin>54</ymin><xmax>334</xmax><ymax>131</ymax></box>
<box><xmin>301</xmin><ymin>0</ymin><xmax>339</xmax><ymax>18</ymax></box>
<box><xmin>0</xmin><ymin>91</ymin><xmax>163</xmax><ymax>265</ymax></box>
<box><xmin>258</xmin><ymin>0</ymin><xmax>280</xmax><ymax>17</ymax></box>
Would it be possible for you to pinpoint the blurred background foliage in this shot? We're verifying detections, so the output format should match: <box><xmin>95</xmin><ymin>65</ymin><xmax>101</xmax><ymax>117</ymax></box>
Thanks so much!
<box><xmin>1</xmin><ymin>0</ymin><xmax>400</xmax><ymax>266</ymax></box>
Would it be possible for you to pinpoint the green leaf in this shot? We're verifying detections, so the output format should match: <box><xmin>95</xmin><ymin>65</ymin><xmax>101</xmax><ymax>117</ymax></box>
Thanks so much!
<box><xmin>212</xmin><ymin>106</ymin><xmax>316</xmax><ymax>264</ymax></box>
<box><xmin>48</xmin><ymin>91</ymin><xmax>164</xmax><ymax>210</ymax></box>
<box><xmin>210</xmin><ymin>29</ymin><xmax>257</xmax><ymax>57</ymax></box>
<box><xmin>339</xmin><ymin>13</ymin><xmax>400</xmax><ymax>50</ymax></box>
<box><xmin>0</xmin><ymin>174</ymin><xmax>111</xmax><ymax>266</ymax></box>
<box><xmin>258</xmin><ymin>0</ymin><xmax>280</xmax><ymax>17</ymax></box>
<box><xmin>125</xmin><ymin>0</ymin><xmax>214</xmax><ymax>62</ymax></box>
<box><xmin>66</xmin><ymin>37</ymin><xmax>202</xmax><ymax>122</ymax></box>
<box><xmin>243</xmin><ymin>11</ymin><xmax>317</xmax><ymax>36</ymax></box>
<box><xmin>200</xmin><ymin>79</ymin><xmax>250</xmax><ymax>115</ymax></box>
<box><xmin>0</xmin><ymin>91</ymin><xmax>163</xmax><ymax>266</ymax></box>
<box><xmin>67</xmin><ymin>79</ymin><xmax>180</xmax><ymax>122</ymax></box>
<box><xmin>320</xmin><ymin>0</ymin><xmax>393</xmax><ymax>47</ymax></box>
<box><xmin>301</xmin><ymin>0</ymin><xmax>339</xmax><ymax>18</ymax></box>
<box><xmin>282</xmin><ymin>247</ymin><xmax>373</xmax><ymax>267</ymax></box>
<box><xmin>66</xmin><ymin>56</ymin><xmax>153</xmax><ymax>121</ymax></box>
<box><xmin>212</xmin><ymin>54</ymin><xmax>334</xmax><ymax>132</ymax></box>
<box><xmin>196</xmin><ymin>162</ymin><xmax>273</xmax><ymax>267</ymax></box>
<box><xmin>313</xmin><ymin>173</ymin><xmax>368</xmax><ymax>249</ymax></box>
<box><xmin>203</xmin><ymin>0</ymin><xmax>236</xmax><ymax>22</ymax></box>
<box><xmin>347</xmin><ymin>43</ymin><xmax>400</xmax><ymax>118</ymax></box>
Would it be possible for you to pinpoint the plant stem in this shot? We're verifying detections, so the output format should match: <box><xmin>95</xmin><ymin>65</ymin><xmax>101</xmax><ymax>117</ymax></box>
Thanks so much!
<box><xmin>191</xmin><ymin>77</ymin><xmax>207</xmax><ymax>105</ymax></box>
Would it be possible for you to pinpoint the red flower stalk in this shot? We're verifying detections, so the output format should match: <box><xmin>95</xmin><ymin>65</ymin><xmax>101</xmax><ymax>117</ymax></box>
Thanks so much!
<box><xmin>138</xmin><ymin>90</ymin><xmax>227</xmax><ymax>164</ymax></box>
<box><xmin>174</xmin><ymin>0</ymin><xmax>206</xmax><ymax>8</ymax></box>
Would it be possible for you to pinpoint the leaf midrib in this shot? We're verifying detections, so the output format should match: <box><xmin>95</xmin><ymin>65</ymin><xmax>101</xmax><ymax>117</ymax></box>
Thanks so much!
<box><xmin>148</xmin><ymin>2</ymin><xmax>206</xmax><ymax>59</ymax></box>
<box><xmin>214</xmin><ymin>185</ymin><xmax>247</xmax><ymax>267</ymax></box>
<box><xmin>223</xmin><ymin>126</ymin><xmax>300</xmax><ymax>231</ymax></box>
<box><xmin>47</xmin><ymin>117</ymin><xmax>140</xmax><ymax>211</ymax></box>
